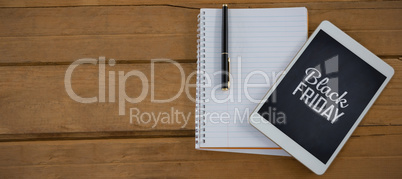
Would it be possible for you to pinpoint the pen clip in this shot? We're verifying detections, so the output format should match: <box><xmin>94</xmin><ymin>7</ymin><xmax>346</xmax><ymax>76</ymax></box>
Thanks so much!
<box><xmin>228</xmin><ymin>57</ymin><xmax>230</xmax><ymax>89</ymax></box>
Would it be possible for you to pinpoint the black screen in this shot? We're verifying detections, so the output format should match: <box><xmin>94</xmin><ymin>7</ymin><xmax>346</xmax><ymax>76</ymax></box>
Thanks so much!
<box><xmin>258</xmin><ymin>30</ymin><xmax>386</xmax><ymax>164</ymax></box>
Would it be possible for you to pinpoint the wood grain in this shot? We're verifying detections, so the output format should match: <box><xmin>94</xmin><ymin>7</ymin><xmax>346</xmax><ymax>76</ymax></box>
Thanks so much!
<box><xmin>0</xmin><ymin>136</ymin><xmax>400</xmax><ymax>178</ymax></box>
<box><xmin>0</xmin><ymin>63</ymin><xmax>197</xmax><ymax>135</ymax></box>
<box><xmin>0</xmin><ymin>158</ymin><xmax>399</xmax><ymax>178</ymax></box>
<box><xmin>0</xmin><ymin>0</ymin><xmax>400</xmax><ymax>8</ymax></box>
<box><xmin>0</xmin><ymin>35</ymin><xmax>197</xmax><ymax>64</ymax></box>
<box><xmin>0</xmin><ymin>6</ymin><xmax>198</xmax><ymax>37</ymax></box>
<box><xmin>0</xmin><ymin>0</ymin><xmax>400</xmax><ymax>177</ymax></box>
<box><xmin>0</xmin><ymin>32</ymin><xmax>401</xmax><ymax>64</ymax></box>
<box><xmin>1</xmin><ymin>3</ymin><xmax>400</xmax><ymax>37</ymax></box>
<box><xmin>0</xmin><ymin>58</ymin><xmax>400</xmax><ymax>141</ymax></box>
<box><xmin>0</xmin><ymin>2</ymin><xmax>401</xmax><ymax>64</ymax></box>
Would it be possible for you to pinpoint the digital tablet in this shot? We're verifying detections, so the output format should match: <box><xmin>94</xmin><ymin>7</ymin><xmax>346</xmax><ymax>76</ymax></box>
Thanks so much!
<box><xmin>250</xmin><ymin>21</ymin><xmax>394</xmax><ymax>175</ymax></box>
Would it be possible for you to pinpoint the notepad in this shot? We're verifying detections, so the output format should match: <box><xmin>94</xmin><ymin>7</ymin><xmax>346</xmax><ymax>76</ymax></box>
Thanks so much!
<box><xmin>195</xmin><ymin>7</ymin><xmax>308</xmax><ymax>156</ymax></box>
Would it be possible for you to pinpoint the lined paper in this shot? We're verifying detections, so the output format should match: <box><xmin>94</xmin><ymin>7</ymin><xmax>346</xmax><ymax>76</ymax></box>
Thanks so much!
<box><xmin>199</xmin><ymin>8</ymin><xmax>307</xmax><ymax>149</ymax></box>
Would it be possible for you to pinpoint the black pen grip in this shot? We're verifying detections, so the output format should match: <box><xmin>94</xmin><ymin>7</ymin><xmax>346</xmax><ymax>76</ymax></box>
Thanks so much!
<box><xmin>222</xmin><ymin>53</ymin><xmax>229</xmax><ymax>90</ymax></box>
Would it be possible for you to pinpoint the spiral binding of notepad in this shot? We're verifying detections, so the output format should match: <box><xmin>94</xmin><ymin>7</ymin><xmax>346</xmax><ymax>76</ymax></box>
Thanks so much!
<box><xmin>195</xmin><ymin>11</ymin><xmax>206</xmax><ymax>148</ymax></box>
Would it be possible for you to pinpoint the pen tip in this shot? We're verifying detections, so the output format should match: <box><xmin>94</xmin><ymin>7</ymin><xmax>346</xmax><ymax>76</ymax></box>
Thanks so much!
<box><xmin>223</xmin><ymin>4</ymin><xmax>227</xmax><ymax>7</ymax></box>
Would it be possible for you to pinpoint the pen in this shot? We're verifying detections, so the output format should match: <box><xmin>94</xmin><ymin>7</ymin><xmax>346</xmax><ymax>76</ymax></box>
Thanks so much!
<box><xmin>222</xmin><ymin>4</ymin><xmax>230</xmax><ymax>91</ymax></box>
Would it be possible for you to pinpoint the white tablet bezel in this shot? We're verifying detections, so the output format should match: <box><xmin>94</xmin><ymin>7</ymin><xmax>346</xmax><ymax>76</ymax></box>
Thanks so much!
<box><xmin>250</xmin><ymin>20</ymin><xmax>394</xmax><ymax>175</ymax></box>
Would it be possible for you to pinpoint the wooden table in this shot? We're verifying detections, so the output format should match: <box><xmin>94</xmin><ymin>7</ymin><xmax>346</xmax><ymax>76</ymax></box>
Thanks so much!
<box><xmin>0</xmin><ymin>0</ymin><xmax>400</xmax><ymax>178</ymax></box>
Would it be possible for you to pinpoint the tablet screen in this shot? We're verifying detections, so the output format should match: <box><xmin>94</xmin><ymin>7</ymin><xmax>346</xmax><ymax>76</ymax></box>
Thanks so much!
<box><xmin>257</xmin><ymin>30</ymin><xmax>386</xmax><ymax>164</ymax></box>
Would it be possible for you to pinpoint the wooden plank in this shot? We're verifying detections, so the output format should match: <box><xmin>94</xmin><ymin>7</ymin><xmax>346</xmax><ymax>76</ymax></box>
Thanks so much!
<box><xmin>0</xmin><ymin>3</ymin><xmax>401</xmax><ymax>37</ymax></box>
<box><xmin>0</xmin><ymin>59</ymin><xmax>400</xmax><ymax>140</ymax></box>
<box><xmin>0</xmin><ymin>0</ymin><xmax>400</xmax><ymax>8</ymax></box>
<box><xmin>364</xmin><ymin>105</ymin><xmax>402</xmax><ymax>126</ymax></box>
<box><xmin>0</xmin><ymin>136</ymin><xmax>400</xmax><ymax>177</ymax></box>
<box><xmin>1</xmin><ymin>134</ymin><xmax>402</xmax><ymax>160</ymax></box>
<box><xmin>0</xmin><ymin>158</ymin><xmax>399</xmax><ymax>178</ymax></box>
<box><xmin>223</xmin><ymin>1</ymin><xmax>402</xmax><ymax>10</ymax></box>
<box><xmin>0</xmin><ymin>133</ymin><xmax>399</xmax><ymax>166</ymax></box>
<box><xmin>353</xmin><ymin>125</ymin><xmax>402</xmax><ymax>136</ymax></box>
<box><xmin>346</xmin><ymin>31</ymin><xmax>402</xmax><ymax>57</ymax></box>
<box><xmin>308</xmin><ymin>9</ymin><xmax>402</xmax><ymax>31</ymax></box>
<box><xmin>0</xmin><ymin>4</ymin><xmax>401</xmax><ymax>64</ymax></box>
<box><xmin>0</xmin><ymin>31</ymin><xmax>401</xmax><ymax>64</ymax></box>
<box><xmin>0</xmin><ymin>35</ymin><xmax>197</xmax><ymax>63</ymax></box>
<box><xmin>0</xmin><ymin>63</ymin><xmax>197</xmax><ymax>135</ymax></box>
<box><xmin>0</xmin><ymin>6</ymin><xmax>198</xmax><ymax>37</ymax></box>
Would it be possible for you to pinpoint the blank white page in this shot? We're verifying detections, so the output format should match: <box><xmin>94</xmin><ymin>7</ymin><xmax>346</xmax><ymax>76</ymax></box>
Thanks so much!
<box><xmin>199</xmin><ymin>7</ymin><xmax>307</xmax><ymax>148</ymax></box>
